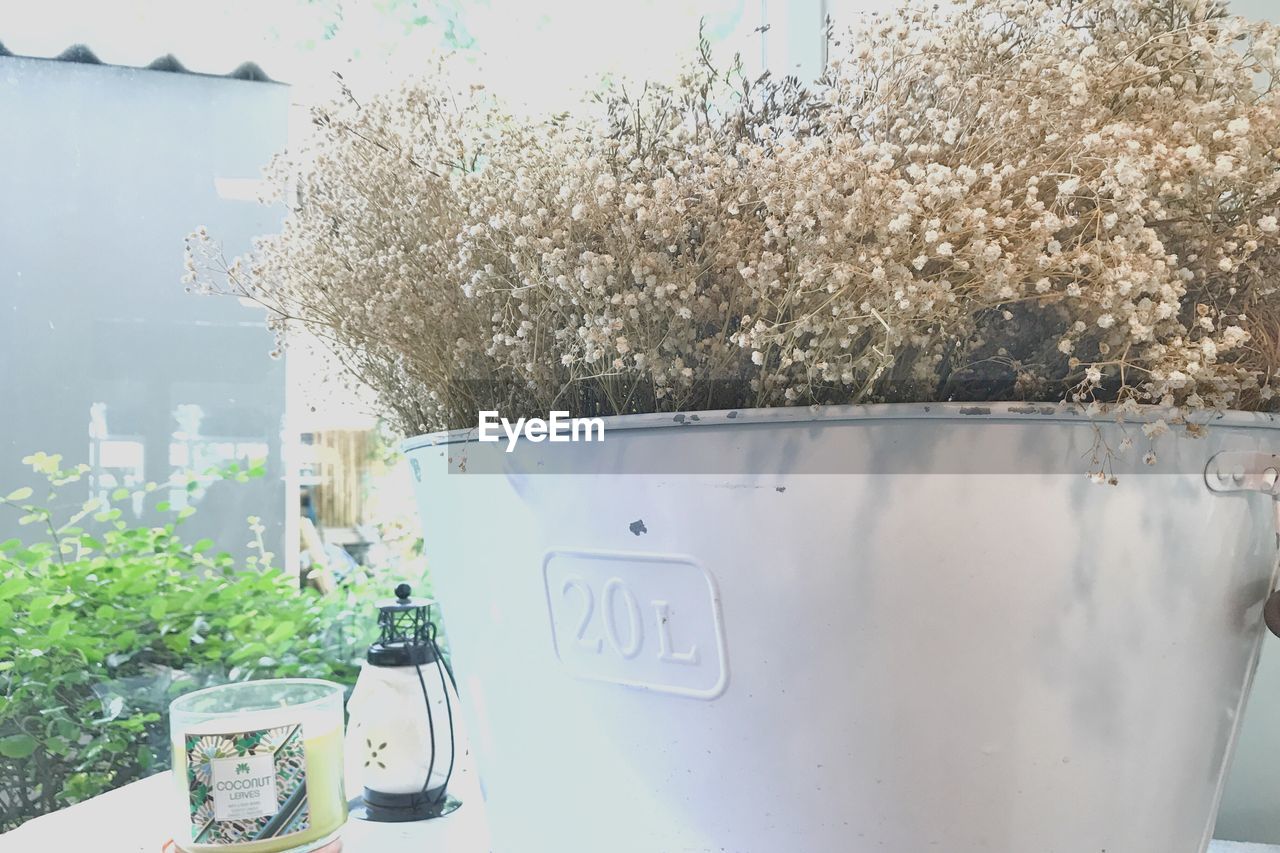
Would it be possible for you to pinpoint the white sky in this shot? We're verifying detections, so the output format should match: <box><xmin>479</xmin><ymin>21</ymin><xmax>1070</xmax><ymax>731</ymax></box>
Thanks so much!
<box><xmin>5</xmin><ymin>0</ymin><xmax>1276</xmax><ymax>110</ymax></box>
<box><xmin>0</xmin><ymin>0</ymin><xmax>769</xmax><ymax>109</ymax></box>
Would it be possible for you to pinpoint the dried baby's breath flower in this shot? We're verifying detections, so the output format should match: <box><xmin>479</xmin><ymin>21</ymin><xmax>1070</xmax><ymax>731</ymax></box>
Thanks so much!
<box><xmin>192</xmin><ymin>0</ymin><xmax>1280</xmax><ymax>433</ymax></box>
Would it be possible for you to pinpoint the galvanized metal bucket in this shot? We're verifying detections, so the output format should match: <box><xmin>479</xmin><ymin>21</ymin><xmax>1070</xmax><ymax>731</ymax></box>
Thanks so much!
<box><xmin>403</xmin><ymin>403</ymin><xmax>1280</xmax><ymax>853</ymax></box>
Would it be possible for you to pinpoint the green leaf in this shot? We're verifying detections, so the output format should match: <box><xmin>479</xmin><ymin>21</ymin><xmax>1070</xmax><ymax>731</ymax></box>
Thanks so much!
<box><xmin>48</xmin><ymin>615</ymin><xmax>73</xmax><ymax>641</ymax></box>
<box><xmin>27</xmin><ymin>595</ymin><xmax>56</xmax><ymax>624</ymax></box>
<box><xmin>0</xmin><ymin>577</ymin><xmax>30</xmax><ymax>601</ymax></box>
<box><xmin>0</xmin><ymin>734</ymin><xmax>37</xmax><ymax>758</ymax></box>
<box><xmin>23</xmin><ymin>452</ymin><xmax>61</xmax><ymax>474</ymax></box>
<box><xmin>4</xmin><ymin>487</ymin><xmax>32</xmax><ymax>502</ymax></box>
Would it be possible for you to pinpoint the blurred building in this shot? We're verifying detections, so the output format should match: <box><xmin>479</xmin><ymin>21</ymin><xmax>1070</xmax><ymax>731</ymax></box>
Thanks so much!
<box><xmin>0</xmin><ymin>45</ymin><xmax>290</xmax><ymax>564</ymax></box>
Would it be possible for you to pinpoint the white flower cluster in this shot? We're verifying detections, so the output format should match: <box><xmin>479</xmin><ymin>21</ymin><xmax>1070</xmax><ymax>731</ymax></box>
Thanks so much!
<box><xmin>190</xmin><ymin>0</ymin><xmax>1280</xmax><ymax>434</ymax></box>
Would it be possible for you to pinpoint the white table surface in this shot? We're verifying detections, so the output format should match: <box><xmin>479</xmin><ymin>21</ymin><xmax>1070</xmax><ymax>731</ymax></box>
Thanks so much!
<box><xmin>0</xmin><ymin>755</ymin><xmax>491</xmax><ymax>853</ymax></box>
<box><xmin>2</xmin><ymin>769</ymin><xmax>1277</xmax><ymax>853</ymax></box>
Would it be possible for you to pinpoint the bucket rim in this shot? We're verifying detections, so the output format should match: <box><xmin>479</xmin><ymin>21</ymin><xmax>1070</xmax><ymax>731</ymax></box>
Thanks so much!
<box><xmin>401</xmin><ymin>401</ymin><xmax>1280</xmax><ymax>452</ymax></box>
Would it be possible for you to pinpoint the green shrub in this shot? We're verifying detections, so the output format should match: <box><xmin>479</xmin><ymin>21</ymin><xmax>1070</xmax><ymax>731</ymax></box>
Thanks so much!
<box><xmin>0</xmin><ymin>453</ymin><xmax>396</xmax><ymax>830</ymax></box>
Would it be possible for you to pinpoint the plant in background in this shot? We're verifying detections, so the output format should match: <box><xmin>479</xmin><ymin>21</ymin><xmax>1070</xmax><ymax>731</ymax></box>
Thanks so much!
<box><xmin>190</xmin><ymin>0</ymin><xmax>1280</xmax><ymax>436</ymax></box>
<box><xmin>0</xmin><ymin>454</ymin><xmax>404</xmax><ymax>831</ymax></box>
<box><xmin>361</xmin><ymin>420</ymin><xmax>426</xmax><ymax>572</ymax></box>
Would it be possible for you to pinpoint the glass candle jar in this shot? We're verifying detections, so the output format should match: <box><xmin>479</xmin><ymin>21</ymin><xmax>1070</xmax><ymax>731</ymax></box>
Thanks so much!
<box><xmin>169</xmin><ymin>679</ymin><xmax>347</xmax><ymax>853</ymax></box>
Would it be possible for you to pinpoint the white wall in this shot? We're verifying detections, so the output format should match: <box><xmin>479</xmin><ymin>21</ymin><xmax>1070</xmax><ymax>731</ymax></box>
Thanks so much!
<box><xmin>0</xmin><ymin>56</ymin><xmax>289</xmax><ymax>562</ymax></box>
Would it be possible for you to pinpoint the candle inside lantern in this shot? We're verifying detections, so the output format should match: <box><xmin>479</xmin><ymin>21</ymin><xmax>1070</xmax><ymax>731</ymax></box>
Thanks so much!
<box><xmin>169</xmin><ymin>679</ymin><xmax>347</xmax><ymax>853</ymax></box>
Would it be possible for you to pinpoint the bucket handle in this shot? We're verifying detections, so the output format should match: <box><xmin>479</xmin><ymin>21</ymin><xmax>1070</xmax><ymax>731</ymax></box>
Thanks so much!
<box><xmin>1206</xmin><ymin>452</ymin><xmax>1280</xmax><ymax>637</ymax></box>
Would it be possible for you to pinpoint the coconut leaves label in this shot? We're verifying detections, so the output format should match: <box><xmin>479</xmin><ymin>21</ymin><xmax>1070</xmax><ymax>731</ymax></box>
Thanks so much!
<box><xmin>185</xmin><ymin>725</ymin><xmax>310</xmax><ymax>845</ymax></box>
<box><xmin>210</xmin><ymin>752</ymin><xmax>277</xmax><ymax>821</ymax></box>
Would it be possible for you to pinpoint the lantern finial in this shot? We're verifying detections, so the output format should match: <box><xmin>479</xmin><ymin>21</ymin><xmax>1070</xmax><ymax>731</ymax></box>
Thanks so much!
<box><xmin>367</xmin><ymin>584</ymin><xmax>435</xmax><ymax>667</ymax></box>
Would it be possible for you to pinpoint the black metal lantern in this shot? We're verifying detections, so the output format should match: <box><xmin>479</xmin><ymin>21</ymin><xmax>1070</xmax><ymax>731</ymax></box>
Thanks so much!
<box><xmin>347</xmin><ymin>583</ymin><xmax>461</xmax><ymax>822</ymax></box>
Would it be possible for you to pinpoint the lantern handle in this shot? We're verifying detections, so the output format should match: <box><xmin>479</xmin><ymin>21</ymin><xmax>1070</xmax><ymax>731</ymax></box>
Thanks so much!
<box><xmin>411</xmin><ymin>621</ymin><xmax>458</xmax><ymax>805</ymax></box>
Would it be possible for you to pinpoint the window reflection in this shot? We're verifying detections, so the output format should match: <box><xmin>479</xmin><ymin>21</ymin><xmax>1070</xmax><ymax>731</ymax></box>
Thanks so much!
<box><xmin>88</xmin><ymin>401</ymin><xmax>146</xmax><ymax>514</ymax></box>
<box><xmin>87</xmin><ymin>401</ymin><xmax>270</xmax><ymax>516</ymax></box>
<box><xmin>168</xmin><ymin>402</ymin><xmax>268</xmax><ymax>509</ymax></box>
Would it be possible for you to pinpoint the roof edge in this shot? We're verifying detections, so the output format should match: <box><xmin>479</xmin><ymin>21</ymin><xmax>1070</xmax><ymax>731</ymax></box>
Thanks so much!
<box><xmin>0</xmin><ymin>42</ymin><xmax>283</xmax><ymax>84</ymax></box>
